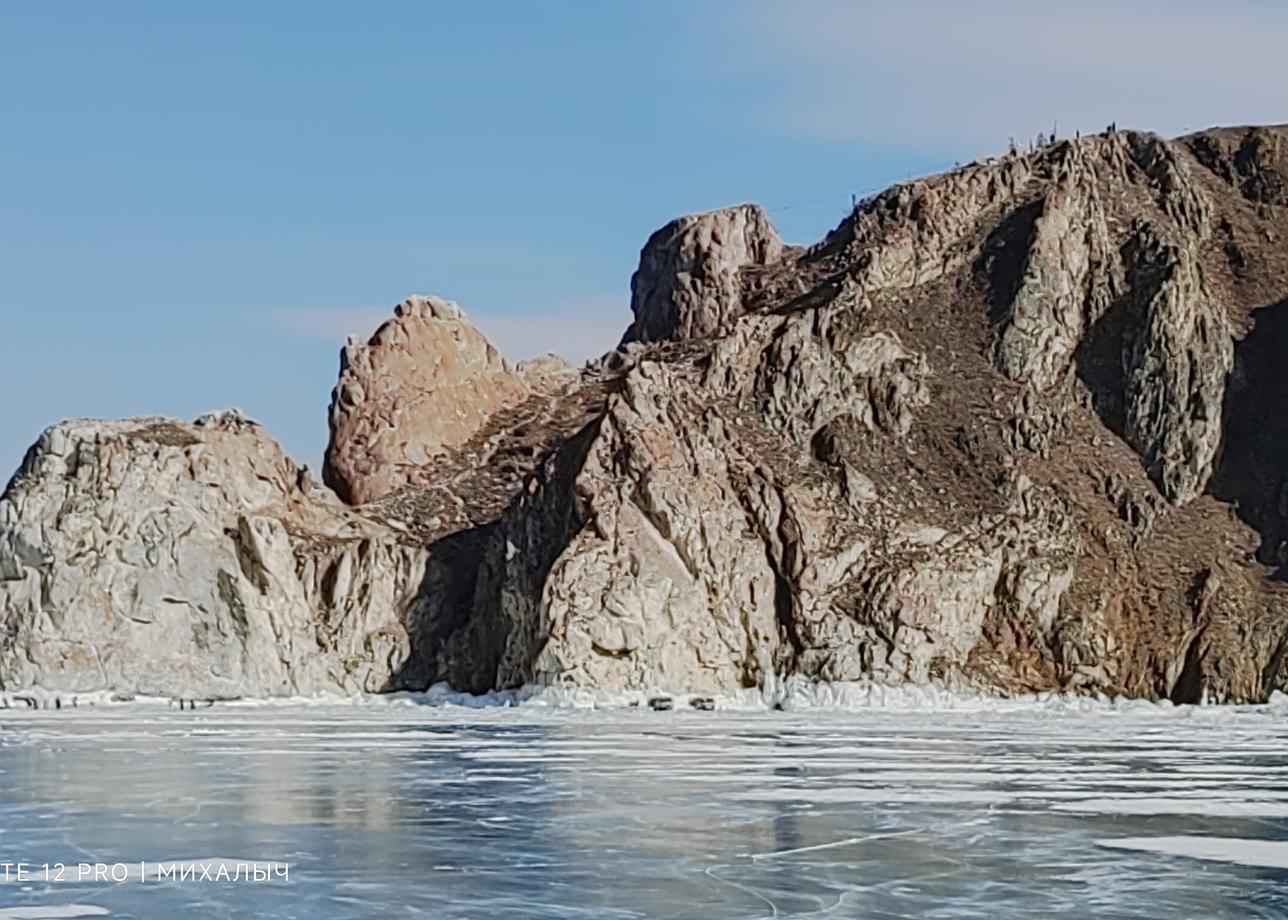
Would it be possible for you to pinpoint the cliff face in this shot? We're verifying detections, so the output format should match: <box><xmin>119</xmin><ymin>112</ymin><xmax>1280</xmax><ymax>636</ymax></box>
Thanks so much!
<box><xmin>625</xmin><ymin>203</ymin><xmax>785</xmax><ymax>343</ymax></box>
<box><xmin>5</xmin><ymin>125</ymin><xmax>1288</xmax><ymax>702</ymax></box>
<box><xmin>324</xmin><ymin>295</ymin><xmax>537</xmax><ymax>504</ymax></box>
<box><xmin>0</xmin><ymin>412</ymin><xmax>431</xmax><ymax>698</ymax></box>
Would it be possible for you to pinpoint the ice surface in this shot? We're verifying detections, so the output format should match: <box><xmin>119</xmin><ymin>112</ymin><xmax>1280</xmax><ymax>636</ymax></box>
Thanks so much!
<box><xmin>1</xmin><ymin>692</ymin><xmax>1287</xmax><ymax>918</ymax></box>
<box><xmin>1098</xmin><ymin>836</ymin><xmax>1288</xmax><ymax>870</ymax></box>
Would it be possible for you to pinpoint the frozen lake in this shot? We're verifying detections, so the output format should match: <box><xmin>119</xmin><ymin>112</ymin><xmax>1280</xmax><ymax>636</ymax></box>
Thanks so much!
<box><xmin>1</xmin><ymin>692</ymin><xmax>1287</xmax><ymax>918</ymax></box>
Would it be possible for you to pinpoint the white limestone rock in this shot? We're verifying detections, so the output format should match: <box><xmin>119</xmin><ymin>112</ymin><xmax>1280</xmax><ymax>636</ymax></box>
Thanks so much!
<box><xmin>0</xmin><ymin>414</ymin><xmax>429</xmax><ymax>698</ymax></box>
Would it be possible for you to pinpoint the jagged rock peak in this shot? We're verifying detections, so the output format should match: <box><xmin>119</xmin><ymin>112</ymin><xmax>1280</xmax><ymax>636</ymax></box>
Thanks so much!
<box><xmin>392</xmin><ymin>293</ymin><xmax>468</xmax><ymax>322</ymax></box>
<box><xmin>0</xmin><ymin>414</ymin><xmax>431</xmax><ymax>698</ymax></box>
<box><xmin>1185</xmin><ymin>125</ymin><xmax>1288</xmax><ymax>206</ymax></box>
<box><xmin>324</xmin><ymin>294</ymin><xmax>534</xmax><ymax>505</ymax></box>
<box><xmin>625</xmin><ymin>203</ymin><xmax>785</xmax><ymax>343</ymax></box>
<box><xmin>788</xmin><ymin>129</ymin><xmax>1230</xmax><ymax>504</ymax></box>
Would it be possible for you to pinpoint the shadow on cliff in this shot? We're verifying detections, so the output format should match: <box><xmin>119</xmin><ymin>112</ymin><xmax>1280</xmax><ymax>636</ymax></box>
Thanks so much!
<box><xmin>1209</xmin><ymin>297</ymin><xmax>1288</xmax><ymax>572</ymax></box>
<box><xmin>1078</xmin><ymin>285</ymin><xmax>1288</xmax><ymax>574</ymax></box>
<box><xmin>380</xmin><ymin>526</ymin><xmax>490</xmax><ymax>693</ymax></box>
<box><xmin>1073</xmin><ymin>300</ymin><xmax>1133</xmax><ymax>441</ymax></box>
<box><xmin>382</xmin><ymin>421</ymin><xmax>600</xmax><ymax>695</ymax></box>
<box><xmin>1072</xmin><ymin>235</ymin><xmax>1176</xmax><ymax>443</ymax></box>
<box><xmin>979</xmin><ymin>199</ymin><xmax>1044</xmax><ymax>331</ymax></box>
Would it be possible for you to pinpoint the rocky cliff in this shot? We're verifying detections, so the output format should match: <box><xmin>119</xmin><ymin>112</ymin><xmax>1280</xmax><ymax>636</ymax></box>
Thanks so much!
<box><xmin>323</xmin><ymin>294</ymin><xmax>574</xmax><ymax>504</ymax></box>
<box><xmin>0</xmin><ymin>412</ymin><xmax>431</xmax><ymax>697</ymax></box>
<box><xmin>5</xmin><ymin>124</ymin><xmax>1288</xmax><ymax>702</ymax></box>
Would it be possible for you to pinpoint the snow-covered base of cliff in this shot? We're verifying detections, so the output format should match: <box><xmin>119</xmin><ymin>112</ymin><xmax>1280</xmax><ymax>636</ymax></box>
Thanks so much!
<box><xmin>4</xmin><ymin>676</ymin><xmax>1287</xmax><ymax>714</ymax></box>
<box><xmin>1</xmin><ymin>696</ymin><xmax>1287</xmax><ymax>919</ymax></box>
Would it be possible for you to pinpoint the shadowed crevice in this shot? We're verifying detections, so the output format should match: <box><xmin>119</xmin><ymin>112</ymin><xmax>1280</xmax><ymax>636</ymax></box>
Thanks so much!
<box><xmin>1209</xmin><ymin>298</ymin><xmax>1288</xmax><ymax>571</ymax></box>
<box><xmin>977</xmin><ymin>198</ymin><xmax>1044</xmax><ymax>332</ymax></box>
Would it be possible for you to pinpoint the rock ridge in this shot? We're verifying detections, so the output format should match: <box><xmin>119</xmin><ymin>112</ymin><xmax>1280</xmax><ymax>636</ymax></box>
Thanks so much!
<box><xmin>5</xmin><ymin>124</ymin><xmax>1288</xmax><ymax>703</ymax></box>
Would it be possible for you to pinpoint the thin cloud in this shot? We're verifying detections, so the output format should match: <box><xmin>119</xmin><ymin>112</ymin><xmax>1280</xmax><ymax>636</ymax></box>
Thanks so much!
<box><xmin>735</xmin><ymin>0</ymin><xmax>1288</xmax><ymax>153</ymax></box>
<box><xmin>472</xmin><ymin>308</ymin><xmax>625</xmax><ymax>365</ymax></box>
<box><xmin>263</xmin><ymin>296</ymin><xmax>627</xmax><ymax>365</ymax></box>
<box><xmin>263</xmin><ymin>306</ymin><xmax>391</xmax><ymax>342</ymax></box>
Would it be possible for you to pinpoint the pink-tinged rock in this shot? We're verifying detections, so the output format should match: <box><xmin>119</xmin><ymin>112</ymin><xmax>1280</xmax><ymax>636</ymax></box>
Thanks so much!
<box><xmin>324</xmin><ymin>295</ymin><xmax>531</xmax><ymax>504</ymax></box>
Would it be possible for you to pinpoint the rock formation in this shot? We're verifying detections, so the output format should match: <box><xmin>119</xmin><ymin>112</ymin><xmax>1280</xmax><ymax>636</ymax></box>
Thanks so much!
<box><xmin>625</xmin><ymin>204</ymin><xmax>784</xmax><ymax>343</ymax></box>
<box><xmin>5</xmin><ymin>124</ymin><xmax>1288</xmax><ymax>703</ymax></box>
<box><xmin>0</xmin><ymin>412</ymin><xmax>430</xmax><ymax>698</ymax></box>
<box><xmin>324</xmin><ymin>295</ymin><xmax>534</xmax><ymax>504</ymax></box>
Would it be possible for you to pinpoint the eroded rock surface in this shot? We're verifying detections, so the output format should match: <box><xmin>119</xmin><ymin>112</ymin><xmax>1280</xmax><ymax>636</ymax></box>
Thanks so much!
<box><xmin>324</xmin><ymin>295</ymin><xmax>532</xmax><ymax>504</ymax></box>
<box><xmin>6</xmin><ymin>124</ymin><xmax>1288</xmax><ymax>703</ymax></box>
<box><xmin>625</xmin><ymin>204</ymin><xmax>784</xmax><ymax>343</ymax></box>
<box><xmin>0</xmin><ymin>412</ymin><xmax>430</xmax><ymax>698</ymax></box>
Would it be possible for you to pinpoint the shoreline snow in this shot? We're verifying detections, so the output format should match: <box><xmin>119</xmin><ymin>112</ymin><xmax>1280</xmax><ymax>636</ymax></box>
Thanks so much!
<box><xmin>3</xmin><ymin>679</ymin><xmax>1287</xmax><ymax>718</ymax></box>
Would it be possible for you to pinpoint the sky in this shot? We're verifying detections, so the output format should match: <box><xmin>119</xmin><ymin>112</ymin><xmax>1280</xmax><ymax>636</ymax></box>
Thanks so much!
<box><xmin>2</xmin><ymin>1</ymin><xmax>1285</xmax><ymax>473</ymax></box>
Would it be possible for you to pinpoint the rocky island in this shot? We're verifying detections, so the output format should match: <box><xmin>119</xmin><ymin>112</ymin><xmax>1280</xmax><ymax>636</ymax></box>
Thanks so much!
<box><xmin>4</xmin><ymin>125</ymin><xmax>1288</xmax><ymax>704</ymax></box>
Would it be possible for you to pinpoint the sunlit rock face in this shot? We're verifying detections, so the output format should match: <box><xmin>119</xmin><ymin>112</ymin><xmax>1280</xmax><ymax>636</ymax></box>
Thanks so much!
<box><xmin>6</xmin><ymin>125</ymin><xmax>1288</xmax><ymax>702</ymax></box>
<box><xmin>0</xmin><ymin>412</ymin><xmax>431</xmax><ymax>698</ymax></box>
<box><xmin>624</xmin><ymin>203</ymin><xmax>784</xmax><ymax>343</ymax></box>
<box><xmin>323</xmin><ymin>295</ymin><xmax>534</xmax><ymax>505</ymax></box>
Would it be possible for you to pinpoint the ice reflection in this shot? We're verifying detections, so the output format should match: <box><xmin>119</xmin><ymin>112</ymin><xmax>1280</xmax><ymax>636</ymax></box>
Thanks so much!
<box><xmin>0</xmin><ymin>704</ymin><xmax>1286</xmax><ymax>918</ymax></box>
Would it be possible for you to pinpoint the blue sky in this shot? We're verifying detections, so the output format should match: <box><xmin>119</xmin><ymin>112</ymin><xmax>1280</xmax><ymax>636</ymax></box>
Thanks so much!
<box><xmin>3</xmin><ymin>1</ymin><xmax>1285</xmax><ymax>473</ymax></box>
